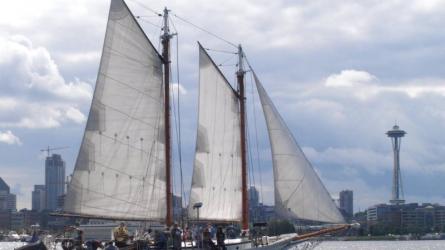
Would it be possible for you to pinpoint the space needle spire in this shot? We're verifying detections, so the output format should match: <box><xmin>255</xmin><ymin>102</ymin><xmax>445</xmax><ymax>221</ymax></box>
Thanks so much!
<box><xmin>386</xmin><ymin>124</ymin><xmax>406</xmax><ymax>205</ymax></box>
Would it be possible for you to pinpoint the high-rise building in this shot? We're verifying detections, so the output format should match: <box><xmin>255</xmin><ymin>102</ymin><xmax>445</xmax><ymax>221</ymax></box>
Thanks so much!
<box><xmin>45</xmin><ymin>154</ymin><xmax>66</xmax><ymax>211</ymax></box>
<box><xmin>32</xmin><ymin>185</ymin><xmax>46</xmax><ymax>211</ymax></box>
<box><xmin>7</xmin><ymin>194</ymin><xmax>16</xmax><ymax>211</ymax></box>
<box><xmin>386</xmin><ymin>125</ymin><xmax>406</xmax><ymax>205</ymax></box>
<box><xmin>0</xmin><ymin>177</ymin><xmax>10</xmax><ymax>193</ymax></box>
<box><xmin>0</xmin><ymin>177</ymin><xmax>17</xmax><ymax>211</ymax></box>
<box><xmin>339</xmin><ymin>190</ymin><xmax>353</xmax><ymax>219</ymax></box>
<box><xmin>248</xmin><ymin>186</ymin><xmax>259</xmax><ymax>208</ymax></box>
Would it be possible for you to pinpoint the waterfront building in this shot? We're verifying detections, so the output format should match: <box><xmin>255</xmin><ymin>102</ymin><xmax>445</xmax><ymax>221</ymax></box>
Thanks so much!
<box><xmin>0</xmin><ymin>210</ymin><xmax>10</xmax><ymax>230</ymax></box>
<box><xmin>10</xmin><ymin>210</ymin><xmax>24</xmax><ymax>230</ymax></box>
<box><xmin>367</xmin><ymin>203</ymin><xmax>445</xmax><ymax>234</ymax></box>
<box><xmin>339</xmin><ymin>190</ymin><xmax>353</xmax><ymax>220</ymax></box>
<box><xmin>32</xmin><ymin>185</ymin><xmax>46</xmax><ymax>211</ymax></box>
<box><xmin>45</xmin><ymin>154</ymin><xmax>66</xmax><ymax>211</ymax></box>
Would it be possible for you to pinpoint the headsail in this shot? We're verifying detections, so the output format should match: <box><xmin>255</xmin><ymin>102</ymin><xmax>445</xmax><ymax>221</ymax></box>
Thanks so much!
<box><xmin>254</xmin><ymin>74</ymin><xmax>344</xmax><ymax>224</ymax></box>
<box><xmin>64</xmin><ymin>0</ymin><xmax>166</xmax><ymax>221</ymax></box>
<box><xmin>188</xmin><ymin>44</ymin><xmax>242</xmax><ymax>222</ymax></box>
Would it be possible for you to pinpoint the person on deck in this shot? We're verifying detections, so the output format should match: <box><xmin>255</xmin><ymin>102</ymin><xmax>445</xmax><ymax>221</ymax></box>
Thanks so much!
<box><xmin>183</xmin><ymin>226</ymin><xmax>192</xmax><ymax>247</ymax></box>
<box><xmin>216</xmin><ymin>227</ymin><xmax>226</xmax><ymax>250</ymax></box>
<box><xmin>75</xmin><ymin>230</ymin><xmax>84</xmax><ymax>246</ymax></box>
<box><xmin>171</xmin><ymin>224</ymin><xmax>182</xmax><ymax>250</ymax></box>
<box><xmin>113</xmin><ymin>222</ymin><xmax>129</xmax><ymax>248</ymax></box>
<box><xmin>202</xmin><ymin>228</ymin><xmax>216</xmax><ymax>250</ymax></box>
<box><xmin>155</xmin><ymin>230</ymin><xmax>167</xmax><ymax>249</ymax></box>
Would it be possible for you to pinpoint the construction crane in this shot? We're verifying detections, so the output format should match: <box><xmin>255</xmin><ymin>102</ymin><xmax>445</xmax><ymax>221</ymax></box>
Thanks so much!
<box><xmin>40</xmin><ymin>146</ymin><xmax>69</xmax><ymax>157</ymax></box>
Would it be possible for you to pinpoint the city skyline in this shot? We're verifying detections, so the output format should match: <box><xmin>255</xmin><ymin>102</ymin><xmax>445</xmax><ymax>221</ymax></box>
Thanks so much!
<box><xmin>1</xmin><ymin>0</ymin><xmax>445</xmax><ymax>212</ymax></box>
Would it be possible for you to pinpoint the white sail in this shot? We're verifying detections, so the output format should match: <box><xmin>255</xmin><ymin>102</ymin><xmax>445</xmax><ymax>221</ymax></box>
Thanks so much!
<box><xmin>188</xmin><ymin>45</ymin><xmax>242</xmax><ymax>222</ymax></box>
<box><xmin>254</xmin><ymin>74</ymin><xmax>344</xmax><ymax>224</ymax></box>
<box><xmin>64</xmin><ymin>0</ymin><xmax>166</xmax><ymax>221</ymax></box>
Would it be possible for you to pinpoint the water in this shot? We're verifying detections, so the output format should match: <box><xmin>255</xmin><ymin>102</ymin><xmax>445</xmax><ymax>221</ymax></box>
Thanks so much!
<box><xmin>0</xmin><ymin>242</ymin><xmax>63</xmax><ymax>250</ymax></box>
<box><xmin>291</xmin><ymin>240</ymin><xmax>445</xmax><ymax>250</ymax></box>
<box><xmin>0</xmin><ymin>242</ymin><xmax>27</xmax><ymax>250</ymax></box>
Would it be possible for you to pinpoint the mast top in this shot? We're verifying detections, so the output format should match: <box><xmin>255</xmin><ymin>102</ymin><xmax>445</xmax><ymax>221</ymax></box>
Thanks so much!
<box><xmin>237</xmin><ymin>44</ymin><xmax>245</xmax><ymax>76</ymax></box>
<box><xmin>161</xmin><ymin>7</ymin><xmax>176</xmax><ymax>41</ymax></box>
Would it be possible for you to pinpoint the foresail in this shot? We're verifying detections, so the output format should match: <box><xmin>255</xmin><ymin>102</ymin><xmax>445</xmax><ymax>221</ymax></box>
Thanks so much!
<box><xmin>64</xmin><ymin>0</ymin><xmax>166</xmax><ymax>221</ymax></box>
<box><xmin>254</xmin><ymin>75</ymin><xmax>344</xmax><ymax>224</ymax></box>
<box><xmin>188</xmin><ymin>44</ymin><xmax>242</xmax><ymax>222</ymax></box>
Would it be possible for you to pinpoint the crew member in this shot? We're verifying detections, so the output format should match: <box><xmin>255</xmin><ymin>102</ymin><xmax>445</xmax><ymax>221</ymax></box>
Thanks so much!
<box><xmin>113</xmin><ymin>222</ymin><xmax>129</xmax><ymax>248</ymax></box>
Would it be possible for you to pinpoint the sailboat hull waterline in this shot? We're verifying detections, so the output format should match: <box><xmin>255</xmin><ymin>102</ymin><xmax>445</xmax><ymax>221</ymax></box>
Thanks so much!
<box><xmin>51</xmin><ymin>0</ymin><xmax>353</xmax><ymax>248</ymax></box>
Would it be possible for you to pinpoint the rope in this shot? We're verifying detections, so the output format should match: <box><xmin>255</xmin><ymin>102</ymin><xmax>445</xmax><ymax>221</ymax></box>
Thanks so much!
<box><xmin>205</xmin><ymin>48</ymin><xmax>237</xmax><ymax>54</ymax></box>
<box><xmin>173</xmin><ymin>13</ymin><xmax>238</xmax><ymax>48</ymax></box>
<box><xmin>128</xmin><ymin>0</ymin><xmax>162</xmax><ymax>16</ymax></box>
<box><xmin>169</xmin><ymin>16</ymin><xmax>186</xmax><ymax>224</ymax></box>
<box><xmin>171</xmin><ymin>16</ymin><xmax>187</xmax><ymax>212</ymax></box>
<box><xmin>136</xmin><ymin>17</ymin><xmax>163</xmax><ymax>29</ymax></box>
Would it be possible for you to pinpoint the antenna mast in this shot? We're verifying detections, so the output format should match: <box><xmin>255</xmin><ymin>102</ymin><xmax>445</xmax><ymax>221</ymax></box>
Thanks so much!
<box><xmin>237</xmin><ymin>44</ymin><xmax>249</xmax><ymax>232</ymax></box>
<box><xmin>162</xmin><ymin>7</ymin><xmax>175</xmax><ymax>227</ymax></box>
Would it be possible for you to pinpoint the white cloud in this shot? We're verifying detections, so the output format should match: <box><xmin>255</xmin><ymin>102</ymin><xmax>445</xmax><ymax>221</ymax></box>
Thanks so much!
<box><xmin>324</xmin><ymin>69</ymin><xmax>445</xmax><ymax>100</ymax></box>
<box><xmin>0</xmin><ymin>130</ymin><xmax>22</xmax><ymax>145</ymax></box>
<box><xmin>0</xmin><ymin>35</ymin><xmax>91</xmax><ymax>129</ymax></box>
<box><xmin>325</xmin><ymin>70</ymin><xmax>376</xmax><ymax>87</ymax></box>
<box><xmin>170</xmin><ymin>83</ymin><xmax>188</xmax><ymax>95</ymax></box>
<box><xmin>0</xmin><ymin>98</ymin><xmax>18</xmax><ymax>111</ymax></box>
<box><xmin>0</xmin><ymin>104</ymin><xmax>86</xmax><ymax>129</ymax></box>
<box><xmin>0</xmin><ymin>35</ymin><xmax>93</xmax><ymax>101</ymax></box>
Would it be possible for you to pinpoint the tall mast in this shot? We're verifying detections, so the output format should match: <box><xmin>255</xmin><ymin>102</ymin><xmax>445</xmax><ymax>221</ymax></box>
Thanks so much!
<box><xmin>162</xmin><ymin>7</ymin><xmax>173</xmax><ymax>227</ymax></box>
<box><xmin>237</xmin><ymin>44</ymin><xmax>249</xmax><ymax>231</ymax></box>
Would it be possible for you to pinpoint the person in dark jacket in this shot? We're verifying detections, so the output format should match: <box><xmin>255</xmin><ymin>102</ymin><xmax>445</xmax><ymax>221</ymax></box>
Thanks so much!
<box><xmin>216</xmin><ymin>227</ymin><xmax>226</xmax><ymax>250</ymax></box>
<box><xmin>170</xmin><ymin>224</ymin><xmax>182</xmax><ymax>250</ymax></box>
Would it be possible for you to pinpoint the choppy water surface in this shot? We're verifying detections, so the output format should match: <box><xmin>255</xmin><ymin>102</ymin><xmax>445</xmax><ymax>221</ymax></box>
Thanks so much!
<box><xmin>0</xmin><ymin>242</ymin><xmax>27</xmax><ymax>250</ymax></box>
<box><xmin>291</xmin><ymin>240</ymin><xmax>445</xmax><ymax>250</ymax></box>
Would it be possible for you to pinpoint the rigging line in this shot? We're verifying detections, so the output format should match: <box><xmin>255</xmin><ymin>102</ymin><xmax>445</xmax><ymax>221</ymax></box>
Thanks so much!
<box><xmin>137</xmin><ymin>17</ymin><xmax>163</xmax><ymax>29</ymax></box>
<box><xmin>173</xmin><ymin>28</ymin><xmax>186</xmax><ymax>209</ymax></box>
<box><xmin>136</xmin><ymin>15</ymin><xmax>160</xmax><ymax>18</ymax></box>
<box><xmin>218</xmin><ymin>64</ymin><xmax>237</xmax><ymax>67</ymax></box>
<box><xmin>245</xmin><ymin>107</ymin><xmax>256</xmax><ymax>190</ymax></box>
<box><xmin>249</xmin><ymin>71</ymin><xmax>265</xmax><ymax>204</ymax></box>
<box><xmin>172</xmin><ymin>13</ymin><xmax>238</xmax><ymax>48</ymax></box>
<box><xmin>205</xmin><ymin>48</ymin><xmax>237</xmax><ymax>54</ymax></box>
<box><xmin>128</xmin><ymin>0</ymin><xmax>162</xmax><ymax>16</ymax></box>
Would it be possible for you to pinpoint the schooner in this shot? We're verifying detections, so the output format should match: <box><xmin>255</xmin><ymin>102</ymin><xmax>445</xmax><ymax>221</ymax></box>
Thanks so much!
<box><xmin>58</xmin><ymin>0</ymin><xmax>353</xmax><ymax>248</ymax></box>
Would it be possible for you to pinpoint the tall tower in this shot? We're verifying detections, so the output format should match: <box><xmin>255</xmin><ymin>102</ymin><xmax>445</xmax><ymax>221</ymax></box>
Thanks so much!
<box><xmin>339</xmin><ymin>190</ymin><xmax>353</xmax><ymax>220</ymax></box>
<box><xmin>45</xmin><ymin>154</ymin><xmax>66</xmax><ymax>211</ymax></box>
<box><xmin>386</xmin><ymin>125</ymin><xmax>406</xmax><ymax>205</ymax></box>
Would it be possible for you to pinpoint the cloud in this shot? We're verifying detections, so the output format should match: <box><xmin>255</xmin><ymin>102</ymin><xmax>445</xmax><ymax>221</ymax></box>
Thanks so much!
<box><xmin>0</xmin><ymin>35</ymin><xmax>91</xmax><ymax>129</ymax></box>
<box><xmin>303</xmin><ymin>146</ymin><xmax>391</xmax><ymax>175</ymax></box>
<box><xmin>325</xmin><ymin>70</ymin><xmax>376</xmax><ymax>87</ymax></box>
<box><xmin>0</xmin><ymin>130</ymin><xmax>22</xmax><ymax>145</ymax></box>
<box><xmin>170</xmin><ymin>83</ymin><xmax>188</xmax><ymax>95</ymax></box>
<box><xmin>324</xmin><ymin>69</ymin><xmax>445</xmax><ymax>100</ymax></box>
<box><xmin>0</xmin><ymin>35</ymin><xmax>93</xmax><ymax>101</ymax></box>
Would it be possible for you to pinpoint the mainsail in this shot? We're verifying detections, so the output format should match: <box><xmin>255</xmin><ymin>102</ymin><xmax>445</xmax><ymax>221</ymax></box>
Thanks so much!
<box><xmin>254</xmin><ymin>74</ymin><xmax>344</xmax><ymax>224</ymax></box>
<box><xmin>188</xmin><ymin>45</ymin><xmax>242</xmax><ymax>222</ymax></box>
<box><xmin>64</xmin><ymin>0</ymin><xmax>166</xmax><ymax>220</ymax></box>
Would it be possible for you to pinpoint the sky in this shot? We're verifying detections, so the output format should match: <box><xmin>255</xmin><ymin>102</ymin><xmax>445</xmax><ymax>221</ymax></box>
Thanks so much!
<box><xmin>0</xmin><ymin>0</ymin><xmax>445</xmax><ymax>213</ymax></box>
